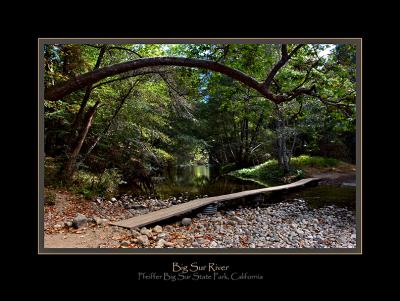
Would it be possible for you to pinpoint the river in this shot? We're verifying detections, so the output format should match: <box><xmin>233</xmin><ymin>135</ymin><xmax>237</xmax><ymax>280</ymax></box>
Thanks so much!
<box><xmin>121</xmin><ymin>164</ymin><xmax>355</xmax><ymax>210</ymax></box>
<box><xmin>152</xmin><ymin>164</ymin><xmax>263</xmax><ymax>198</ymax></box>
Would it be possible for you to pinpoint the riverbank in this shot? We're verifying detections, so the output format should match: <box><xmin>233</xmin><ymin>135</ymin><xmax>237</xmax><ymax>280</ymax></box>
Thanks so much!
<box><xmin>44</xmin><ymin>187</ymin><xmax>356</xmax><ymax>248</ymax></box>
<box><xmin>230</xmin><ymin>155</ymin><xmax>356</xmax><ymax>186</ymax></box>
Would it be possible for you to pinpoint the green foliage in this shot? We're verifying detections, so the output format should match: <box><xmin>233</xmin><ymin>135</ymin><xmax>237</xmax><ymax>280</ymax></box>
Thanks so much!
<box><xmin>44</xmin><ymin>157</ymin><xmax>65</xmax><ymax>187</ymax></box>
<box><xmin>152</xmin><ymin>148</ymin><xmax>174</xmax><ymax>163</ymax></box>
<box><xmin>230</xmin><ymin>159</ymin><xmax>287</xmax><ymax>184</ymax></box>
<box><xmin>45</xmin><ymin>157</ymin><xmax>107</xmax><ymax>197</ymax></box>
<box><xmin>290</xmin><ymin>155</ymin><xmax>339</xmax><ymax>168</ymax></box>
<box><xmin>44</xmin><ymin>43</ymin><xmax>357</xmax><ymax>192</ymax></box>
<box><xmin>71</xmin><ymin>169</ymin><xmax>123</xmax><ymax>199</ymax></box>
<box><xmin>231</xmin><ymin>156</ymin><xmax>340</xmax><ymax>184</ymax></box>
<box><xmin>220</xmin><ymin>163</ymin><xmax>237</xmax><ymax>174</ymax></box>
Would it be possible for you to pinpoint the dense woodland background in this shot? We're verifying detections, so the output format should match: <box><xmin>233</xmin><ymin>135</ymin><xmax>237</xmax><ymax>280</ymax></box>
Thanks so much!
<box><xmin>44</xmin><ymin>43</ymin><xmax>356</xmax><ymax>199</ymax></box>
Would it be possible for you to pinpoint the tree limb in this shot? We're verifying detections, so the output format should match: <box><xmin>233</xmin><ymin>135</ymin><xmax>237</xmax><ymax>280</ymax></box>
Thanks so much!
<box><xmin>263</xmin><ymin>44</ymin><xmax>304</xmax><ymax>89</ymax></box>
<box><xmin>108</xmin><ymin>46</ymin><xmax>143</xmax><ymax>58</ymax></box>
<box><xmin>286</xmin><ymin>85</ymin><xmax>317</xmax><ymax>101</ymax></box>
<box><xmin>289</xmin><ymin>99</ymin><xmax>304</xmax><ymax>122</ymax></box>
<box><xmin>85</xmin><ymin>44</ymin><xmax>143</xmax><ymax>58</ymax></box>
<box><xmin>67</xmin><ymin>44</ymin><xmax>107</xmax><ymax>144</ymax></box>
<box><xmin>79</xmin><ymin>82</ymin><xmax>138</xmax><ymax>164</ymax></box>
<box><xmin>291</xmin><ymin>59</ymin><xmax>320</xmax><ymax>92</ymax></box>
<box><xmin>44</xmin><ymin>50</ymin><xmax>316</xmax><ymax>105</ymax></box>
<box><xmin>92</xmin><ymin>67</ymin><xmax>170</xmax><ymax>89</ymax></box>
<box><xmin>44</xmin><ymin>57</ymin><xmax>277</xmax><ymax>102</ymax></box>
<box><xmin>216</xmin><ymin>45</ymin><xmax>230</xmax><ymax>62</ymax></box>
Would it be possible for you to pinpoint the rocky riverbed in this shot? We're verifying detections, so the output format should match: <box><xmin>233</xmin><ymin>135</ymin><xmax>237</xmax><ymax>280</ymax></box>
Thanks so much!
<box><xmin>122</xmin><ymin>200</ymin><xmax>355</xmax><ymax>248</ymax></box>
<box><xmin>44</xmin><ymin>190</ymin><xmax>356</xmax><ymax>248</ymax></box>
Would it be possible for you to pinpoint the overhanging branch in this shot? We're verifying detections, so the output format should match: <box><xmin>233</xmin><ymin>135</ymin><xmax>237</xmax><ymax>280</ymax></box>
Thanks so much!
<box><xmin>44</xmin><ymin>57</ymin><xmax>273</xmax><ymax>102</ymax></box>
<box><xmin>44</xmin><ymin>49</ymin><xmax>314</xmax><ymax>105</ymax></box>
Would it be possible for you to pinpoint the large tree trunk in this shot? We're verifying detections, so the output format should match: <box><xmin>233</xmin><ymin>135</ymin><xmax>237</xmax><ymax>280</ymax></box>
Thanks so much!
<box><xmin>288</xmin><ymin>133</ymin><xmax>297</xmax><ymax>164</ymax></box>
<box><xmin>276</xmin><ymin>118</ymin><xmax>290</xmax><ymax>174</ymax></box>
<box><xmin>242</xmin><ymin>118</ymin><xmax>249</xmax><ymax>166</ymax></box>
<box><xmin>63</xmin><ymin>101</ymin><xmax>100</xmax><ymax>181</ymax></box>
<box><xmin>67</xmin><ymin>45</ymin><xmax>107</xmax><ymax>145</ymax></box>
<box><xmin>79</xmin><ymin>85</ymin><xmax>135</xmax><ymax>164</ymax></box>
<box><xmin>277</xmin><ymin>135</ymin><xmax>290</xmax><ymax>174</ymax></box>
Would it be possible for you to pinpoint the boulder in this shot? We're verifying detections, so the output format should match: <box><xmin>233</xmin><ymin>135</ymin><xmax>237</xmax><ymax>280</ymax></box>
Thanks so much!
<box><xmin>156</xmin><ymin>239</ymin><xmax>166</xmax><ymax>247</ymax></box>
<box><xmin>164</xmin><ymin>241</ymin><xmax>175</xmax><ymax>247</ymax></box>
<box><xmin>140</xmin><ymin>227</ymin><xmax>153</xmax><ymax>237</ymax></box>
<box><xmin>157</xmin><ymin>232</ymin><xmax>167</xmax><ymax>239</ymax></box>
<box><xmin>181</xmin><ymin>218</ymin><xmax>192</xmax><ymax>226</ymax></box>
<box><xmin>131</xmin><ymin>229</ymin><xmax>141</xmax><ymax>238</ymax></box>
<box><xmin>72</xmin><ymin>214</ymin><xmax>88</xmax><ymax>228</ymax></box>
<box><xmin>209</xmin><ymin>241</ymin><xmax>218</xmax><ymax>248</ymax></box>
<box><xmin>93</xmin><ymin>216</ymin><xmax>106</xmax><ymax>225</ymax></box>
<box><xmin>153</xmin><ymin>225</ymin><xmax>163</xmax><ymax>233</ymax></box>
<box><xmin>120</xmin><ymin>241</ymin><xmax>130</xmax><ymax>247</ymax></box>
<box><xmin>137</xmin><ymin>235</ymin><xmax>149</xmax><ymax>246</ymax></box>
<box><xmin>231</xmin><ymin>216</ymin><xmax>244</xmax><ymax>223</ymax></box>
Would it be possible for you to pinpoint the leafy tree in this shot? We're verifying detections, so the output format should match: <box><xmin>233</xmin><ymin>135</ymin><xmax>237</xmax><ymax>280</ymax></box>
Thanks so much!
<box><xmin>43</xmin><ymin>42</ymin><xmax>356</xmax><ymax>183</ymax></box>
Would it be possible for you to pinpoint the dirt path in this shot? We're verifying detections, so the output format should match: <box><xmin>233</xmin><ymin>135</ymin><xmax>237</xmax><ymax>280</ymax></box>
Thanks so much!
<box><xmin>44</xmin><ymin>226</ymin><xmax>131</xmax><ymax>248</ymax></box>
<box><xmin>44</xmin><ymin>189</ymin><xmax>135</xmax><ymax>248</ymax></box>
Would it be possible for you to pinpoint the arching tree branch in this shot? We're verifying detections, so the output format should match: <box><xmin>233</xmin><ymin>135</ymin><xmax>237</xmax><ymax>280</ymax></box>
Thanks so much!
<box><xmin>91</xmin><ymin>67</ymin><xmax>170</xmax><ymax>89</ymax></box>
<box><xmin>44</xmin><ymin>49</ymin><xmax>311</xmax><ymax>105</ymax></box>
<box><xmin>44</xmin><ymin>57</ymin><xmax>277</xmax><ymax>102</ymax></box>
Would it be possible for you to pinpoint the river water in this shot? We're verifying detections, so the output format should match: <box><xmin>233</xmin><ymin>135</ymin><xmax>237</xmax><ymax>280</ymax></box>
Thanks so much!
<box><xmin>122</xmin><ymin>164</ymin><xmax>355</xmax><ymax>210</ymax></box>
<box><xmin>153</xmin><ymin>165</ymin><xmax>263</xmax><ymax>198</ymax></box>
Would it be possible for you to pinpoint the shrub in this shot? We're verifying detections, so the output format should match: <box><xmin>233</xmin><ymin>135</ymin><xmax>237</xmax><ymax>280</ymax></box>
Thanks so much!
<box><xmin>44</xmin><ymin>157</ymin><xmax>64</xmax><ymax>187</ymax></box>
<box><xmin>45</xmin><ymin>190</ymin><xmax>56</xmax><ymax>205</ymax></box>
<box><xmin>97</xmin><ymin>169</ymin><xmax>123</xmax><ymax>199</ymax></box>
<box><xmin>220</xmin><ymin>163</ymin><xmax>237</xmax><ymax>174</ymax></box>
<box><xmin>230</xmin><ymin>159</ymin><xmax>284</xmax><ymax>184</ymax></box>
<box><xmin>290</xmin><ymin>155</ymin><xmax>339</xmax><ymax>168</ymax></box>
<box><xmin>153</xmin><ymin>148</ymin><xmax>174</xmax><ymax>163</ymax></box>
<box><xmin>230</xmin><ymin>156</ymin><xmax>339</xmax><ymax>184</ymax></box>
<box><xmin>72</xmin><ymin>168</ymin><xmax>123</xmax><ymax>199</ymax></box>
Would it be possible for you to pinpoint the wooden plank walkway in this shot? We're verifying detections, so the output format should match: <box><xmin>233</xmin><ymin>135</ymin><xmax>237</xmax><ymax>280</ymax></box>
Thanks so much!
<box><xmin>110</xmin><ymin>177</ymin><xmax>320</xmax><ymax>229</ymax></box>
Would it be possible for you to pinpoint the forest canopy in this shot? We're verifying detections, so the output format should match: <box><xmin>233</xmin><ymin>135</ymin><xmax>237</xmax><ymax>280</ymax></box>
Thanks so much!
<box><xmin>44</xmin><ymin>43</ymin><xmax>356</xmax><ymax>190</ymax></box>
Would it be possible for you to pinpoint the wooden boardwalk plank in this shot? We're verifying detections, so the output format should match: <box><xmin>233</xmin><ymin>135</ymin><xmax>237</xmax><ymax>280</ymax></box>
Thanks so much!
<box><xmin>110</xmin><ymin>177</ymin><xmax>320</xmax><ymax>229</ymax></box>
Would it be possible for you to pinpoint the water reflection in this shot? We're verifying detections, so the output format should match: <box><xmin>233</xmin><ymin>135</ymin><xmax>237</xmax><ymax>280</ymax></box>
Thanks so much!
<box><xmin>121</xmin><ymin>165</ymin><xmax>356</xmax><ymax>209</ymax></box>
<box><xmin>285</xmin><ymin>185</ymin><xmax>356</xmax><ymax>209</ymax></box>
<box><xmin>129</xmin><ymin>164</ymin><xmax>264</xmax><ymax>199</ymax></box>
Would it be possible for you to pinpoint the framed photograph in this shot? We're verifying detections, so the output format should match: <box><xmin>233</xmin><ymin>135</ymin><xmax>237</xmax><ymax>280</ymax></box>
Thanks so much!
<box><xmin>39</xmin><ymin>38</ymin><xmax>361</xmax><ymax>257</ymax></box>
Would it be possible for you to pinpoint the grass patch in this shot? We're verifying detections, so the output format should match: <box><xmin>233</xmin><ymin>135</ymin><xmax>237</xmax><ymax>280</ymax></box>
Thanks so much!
<box><xmin>290</xmin><ymin>155</ymin><xmax>340</xmax><ymax>168</ymax></box>
<box><xmin>230</xmin><ymin>155</ymin><xmax>344</xmax><ymax>184</ymax></box>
